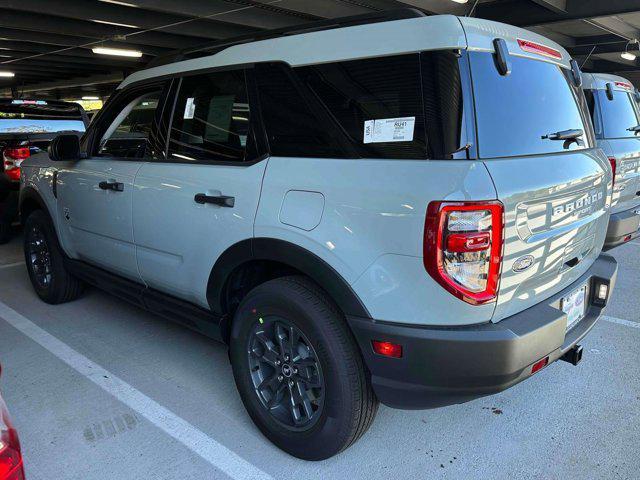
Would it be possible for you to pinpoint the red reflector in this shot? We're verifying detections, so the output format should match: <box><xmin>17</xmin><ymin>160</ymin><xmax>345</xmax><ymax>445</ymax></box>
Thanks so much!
<box><xmin>372</xmin><ymin>340</ymin><xmax>402</xmax><ymax>358</ymax></box>
<box><xmin>608</xmin><ymin>157</ymin><xmax>616</xmax><ymax>188</ymax></box>
<box><xmin>446</xmin><ymin>232</ymin><xmax>491</xmax><ymax>253</ymax></box>
<box><xmin>531</xmin><ymin>357</ymin><xmax>549</xmax><ymax>374</ymax></box>
<box><xmin>624</xmin><ymin>234</ymin><xmax>632</xmax><ymax>242</ymax></box>
<box><xmin>517</xmin><ymin>38</ymin><xmax>562</xmax><ymax>59</ymax></box>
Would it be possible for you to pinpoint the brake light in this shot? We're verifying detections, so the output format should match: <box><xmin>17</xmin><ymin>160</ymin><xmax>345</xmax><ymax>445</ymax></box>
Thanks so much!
<box><xmin>615</xmin><ymin>81</ymin><xmax>632</xmax><ymax>90</ymax></box>
<box><xmin>517</xmin><ymin>38</ymin><xmax>562</xmax><ymax>59</ymax></box>
<box><xmin>424</xmin><ymin>201</ymin><xmax>504</xmax><ymax>305</ymax></box>
<box><xmin>608</xmin><ymin>157</ymin><xmax>616</xmax><ymax>188</ymax></box>
<box><xmin>0</xmin><ymin>397</ymin><xmax>24</xmax><ymax>480</ymax></box>
<box><xmin>2</xmin><ymin>147</ymin><xmax>29</xmax><ymax>182</ymax></box>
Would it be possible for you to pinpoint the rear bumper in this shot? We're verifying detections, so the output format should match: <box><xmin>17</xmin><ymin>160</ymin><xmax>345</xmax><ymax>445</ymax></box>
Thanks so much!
<box><xmin>347</xmin><ymin>254</ymin><xmax>618</xmax><ymax>410</ymax></box>
<box><xmin>603</xmin><ymin>205</ymin><xmax>640</xmax><ymax>250</ymax></box>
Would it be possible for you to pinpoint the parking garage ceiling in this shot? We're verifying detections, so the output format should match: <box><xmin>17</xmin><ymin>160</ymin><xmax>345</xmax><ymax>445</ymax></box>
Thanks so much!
<box><xmin>1</xmin><ymin>0</ymin><xmax>640</xmax><ymax>99</ymax></box>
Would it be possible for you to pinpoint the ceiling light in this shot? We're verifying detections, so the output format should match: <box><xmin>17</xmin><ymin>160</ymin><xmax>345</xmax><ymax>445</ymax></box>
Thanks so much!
<box><xmin>0</xmin><ymin>71</ymin><xmax>15</xmax><ymax>77</ymax></box>
<box><xmin>622</xmin><ymin>39</ymin><xmax>639</xmax><ymax>61</ymax></box>
<box><xmin>91</xmin><ymin>19</ymin><xmax>139</xmax><ymax>29</ymax></box>
<box><xmin>82</xmin><ymin>96</ymin><xmax>100</xmax><ymax>100</ymax></box>
<box><xmin>450</xmin><ymin>0</ymin><xmax>469</xmax><ymax>3</ymax></box>
<box><xmin>99</xmin><ymin>0</ymin><xmax>138</xmax><ymax>6</ymax></box>
<box><xmin>92</xmin><ymin>47</ymin><xmax>142</xmax><ymax>58</ymax></box>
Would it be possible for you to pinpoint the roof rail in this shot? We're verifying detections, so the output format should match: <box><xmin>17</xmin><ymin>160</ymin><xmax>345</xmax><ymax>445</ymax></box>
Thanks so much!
<box><xmin>146</xmin><ymin>8</ymin><xmax>427</xmax><ymax>69</ymax></box>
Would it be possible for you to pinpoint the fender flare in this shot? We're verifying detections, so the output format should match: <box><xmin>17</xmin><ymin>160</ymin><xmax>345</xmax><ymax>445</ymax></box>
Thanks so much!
<box><xmin>207</xmin><ymin>238</ymin><xmax>371</xmax><ymax>319</ymax></box>
<box><xmin>19</xmin><ymin>186</ymin><xmax>49</xmax><ymax>221</ymax></box>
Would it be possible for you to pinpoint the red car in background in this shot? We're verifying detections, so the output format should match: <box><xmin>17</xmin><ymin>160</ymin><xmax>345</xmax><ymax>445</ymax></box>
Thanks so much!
<box><xmin>0</xmin><ymin>365</ymin><xmax>24</xmax><ymax>480</ymax></box>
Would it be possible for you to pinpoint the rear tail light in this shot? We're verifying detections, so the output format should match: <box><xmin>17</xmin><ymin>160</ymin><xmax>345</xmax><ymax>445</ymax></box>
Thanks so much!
<box><xmin>608</xmin><ymin>157</ymin><xmax>617</xmax><ymax>188</ymax></box>
<box><xmin>424</xmin><ymin>201</ymin><xmax>504</xmax><ymax>305</ymax></box>
<box><xmin>0</xmin><ymin>402</ymin><xmax>24</xmax><ymax>480</ymax></box>
<box><xmin>2</xmin><ymin>147</ymin><xmax>30</xmax><ymax>182</ymax></box>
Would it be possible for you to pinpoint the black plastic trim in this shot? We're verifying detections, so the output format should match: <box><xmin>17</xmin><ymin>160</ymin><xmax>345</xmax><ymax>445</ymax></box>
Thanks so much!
<box><xmin>206</xmin><ymin>238</ymin><xmax>370</xmax><ymax>319</ymax></box>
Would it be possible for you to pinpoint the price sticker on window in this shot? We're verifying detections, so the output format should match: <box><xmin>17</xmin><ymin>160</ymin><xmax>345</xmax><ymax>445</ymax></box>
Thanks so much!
<box><xmin>183</xmin><ymin>97</ymin><xmax>196</xmax><ymax>119</ymax></box>
<box><xmin>363</xmin><ymin>117</ymin><xmax>415</xmax><ymax>144</ymax></box>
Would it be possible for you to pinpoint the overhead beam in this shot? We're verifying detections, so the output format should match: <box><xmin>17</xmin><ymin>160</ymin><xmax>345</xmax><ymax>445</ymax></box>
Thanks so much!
<box><xmin>476</xmin><ymin>0</ymin><xmax>640</xmax><ymax>27</ymax></box>
<box><xmin>0</xmin><ymin>72</ymin><xmax>124</xmax><ymax>97</ymax></box>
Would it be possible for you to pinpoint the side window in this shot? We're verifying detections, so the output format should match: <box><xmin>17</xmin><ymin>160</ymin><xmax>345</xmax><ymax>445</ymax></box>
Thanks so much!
<box><xmin>168</xmin><ymin>70</ymin><xmax>254</xmax><ymax>163</ymax></box>
<box><xmin>597</xmin><ymin>89</ymin><xmax>640</xmax><ymax>139</ymax></box>
<box><xmin>297</xmin><ymin>54</ymin><xmax>427</xmax><ymax>159</ymax></box>
<box><xmin>98</xmin><ymin>92</ymin><xmax>162</xmax><ymax>158</ymax></box>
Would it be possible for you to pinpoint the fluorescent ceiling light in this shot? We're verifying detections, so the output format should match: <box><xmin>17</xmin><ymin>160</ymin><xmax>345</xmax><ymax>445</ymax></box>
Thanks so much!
<box><xmin>450</xmin><ymin>0</ymin><xmax>468</xmax><ymax>3</ymax></box>
<box><xmin>82</xmin><ymin>96</ymin><xmax>100</xmax><ymax>100</ymax></box>
<box><xmin>92</xmin><ymin>47</ymin><xmax>142</xmax><ymax>58</ymax></box>
<box><xmin>99</xmin><ymin>0</ymin><xmax>138</xmax><ymax>6</ymax></box>
<box><xmin>0</xmin><ymin>71</ymin><xmax>15</xmax><ymax>77</ymax></box>
<box><xmin>621</xmin><ymin>51</ymin><xmax>636</xmax><ymax>61</ymax></box>
<box><xmin>92</xmin><ymin>19</ymin><xmax>139</xmax><ymax>29</ymax></box>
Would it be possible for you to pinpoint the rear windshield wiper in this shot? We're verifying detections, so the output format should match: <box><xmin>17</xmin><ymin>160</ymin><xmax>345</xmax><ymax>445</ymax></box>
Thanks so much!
<box><xmin>626</xmin><ymin>125</ymin><xmax>640</xmax><ymax>134</ymax></box>
<box><xmin>541</xmin><ymin>129</ymin><xmax>583</xmax><ymax>141</ymax></box>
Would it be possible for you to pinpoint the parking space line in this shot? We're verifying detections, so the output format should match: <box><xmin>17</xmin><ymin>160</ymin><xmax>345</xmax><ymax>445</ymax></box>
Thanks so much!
<box><xmin>602</xmin><ymin>315</ymin><xmax>640</xmax><ymax>329</ymax></box>
<box><xmin>0</xmin><ymin>301</ymin><xmax>273</xmax><ymax>480</ymax></box>
<box><xmin>0</xmin><ymin>262</ymin><xmax>24</xmax><ymax>270</ymax></box>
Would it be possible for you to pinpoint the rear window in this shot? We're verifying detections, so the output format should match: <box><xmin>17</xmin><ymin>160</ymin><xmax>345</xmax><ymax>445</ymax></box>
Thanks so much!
<box><xmin>596</xmin><ymin>89</ymin><xmax>640</xmax><ymax>139</ymax></box>
<box><xmin>0</xmin><ymin>101</ymin><xmax>85</xmax><ymax>134</ymax></box>
<box><xmin>470</xmin><ymin>53</ymin><xmax>589</xmax><ymax>158</ymax></box>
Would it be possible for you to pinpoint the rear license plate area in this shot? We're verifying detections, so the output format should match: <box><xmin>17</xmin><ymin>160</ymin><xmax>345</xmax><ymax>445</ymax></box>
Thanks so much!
<box><xmin>561</xmin><ymin>284</ymin><xmax>588</xmax><ymax>331</ymax></box>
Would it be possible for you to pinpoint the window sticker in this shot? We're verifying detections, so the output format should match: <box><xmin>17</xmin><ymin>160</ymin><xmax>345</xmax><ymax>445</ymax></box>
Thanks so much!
<box><xmin>183</xmin><ymin>97</ymin><xmax>196</xmax><ymax>119</ymax></box>
<box><xmin>363</xmin><ymin>117</ymin><xmax>415</xmax><ymax>144</ymax></box>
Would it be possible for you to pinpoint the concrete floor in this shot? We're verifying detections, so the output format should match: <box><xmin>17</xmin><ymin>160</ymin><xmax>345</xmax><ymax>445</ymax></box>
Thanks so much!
<box><xmin>0</xmin><ymin>230</ymin><xmax>638</xmax><ymax>480</ymax></box>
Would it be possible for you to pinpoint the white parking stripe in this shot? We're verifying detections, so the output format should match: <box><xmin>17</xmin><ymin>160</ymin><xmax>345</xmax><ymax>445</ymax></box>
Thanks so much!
<box><xmin>602</xmin><ymin>315</ymin><xmax>640</xmax><ymax>329</ymax></box>
<box><xmin>0</xmin><ymin>262</ymin><xmax>24</xmax><ymax>270</ymax></box>
<box><xmin>0</xmin><ymin>301</ymin><xmax>273</xmax><ymax>480</ymax></box>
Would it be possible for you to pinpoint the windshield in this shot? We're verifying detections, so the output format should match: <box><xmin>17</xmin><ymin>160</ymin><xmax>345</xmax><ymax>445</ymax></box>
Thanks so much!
<box><xmin>0</xmin><ymin>101</ymin><xmax>86</xmax><ymax>134</ymax></box>
<box><xmin>597</xmin><ymin>89</ymin><xmax>640</xmax><ymax>139</ymax></box>
<box><xmin>470</xmin><ymin>52</ymin><xmax>590</xmax><ymax>158</ymax></box>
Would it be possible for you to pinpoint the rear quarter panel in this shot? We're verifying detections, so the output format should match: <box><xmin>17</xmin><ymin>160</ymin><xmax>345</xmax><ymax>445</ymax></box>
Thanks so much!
<box><xmin>255</xmin><ymin>156</ymin><xmax>498</xmax><ymax>326</ymax></box>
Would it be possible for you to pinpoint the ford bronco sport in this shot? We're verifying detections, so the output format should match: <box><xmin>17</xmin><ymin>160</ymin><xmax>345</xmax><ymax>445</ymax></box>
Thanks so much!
<box><xmin>582</xmin><ymin>73</ymin><xmax>640</xmax><ymax>249</ymax></box>
<box><xmin>19</xmin><ymin>10</ymin><xmax>617</xmax><ymax>460</ymax></box>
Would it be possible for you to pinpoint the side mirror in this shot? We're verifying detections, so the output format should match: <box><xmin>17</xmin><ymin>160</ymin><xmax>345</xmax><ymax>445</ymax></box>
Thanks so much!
<box><xmin>48</xmin><ymin>134</ymin><xmax>80</xmax><ymax>162</ymax></box>
<box><xmin>570</xmin><ymin>59</ymin><xmax>582</xmax><ymax>88</ymax></box>
<box><xmin>605</xmin><ymin>82</ymin><xmax>615</xmax><ymax>101</ymax></box>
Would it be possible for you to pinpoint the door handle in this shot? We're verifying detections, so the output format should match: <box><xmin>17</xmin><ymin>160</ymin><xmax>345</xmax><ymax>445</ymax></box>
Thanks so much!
<box><xmin>99</xmin><ymin>181</ymin><xmax>124</xmax><ymax>192</ymax></box>
<box><xmin>194</xmin><ymin>193</ymin><xmax>235</xmax><ymax>207</ymax></box>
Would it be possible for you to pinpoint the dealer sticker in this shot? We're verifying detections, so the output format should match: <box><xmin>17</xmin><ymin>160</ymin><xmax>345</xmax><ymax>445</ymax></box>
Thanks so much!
<box><xmin>363</xmin><ymin>117</ymin><xmax>415</xmax><ymax>144</ymax></box>
<box><xmin>183</xmin><ymin>97</ymin><xmax>196</xmax><ymax>119</ymax></box>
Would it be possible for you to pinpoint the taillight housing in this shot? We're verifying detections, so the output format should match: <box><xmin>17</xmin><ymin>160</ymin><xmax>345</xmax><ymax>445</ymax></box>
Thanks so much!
<box><xmin>424</xmin><ymin>201</ymin><xmax>504</xmax><ymax>305</ymax></box>
<box><xmin>608</xmin><ymin>157</ymin><xmax>617</xmax><ymax>188</ymax></box>
<box><xmin>2</xmin><ymin>147</ymin><xmax>30</xmax><ymax>182</ymax></box>
<box><xmin>0</xmin><ymin>400</ymin><xmax>24</xmax><ymax>480</ymax></box>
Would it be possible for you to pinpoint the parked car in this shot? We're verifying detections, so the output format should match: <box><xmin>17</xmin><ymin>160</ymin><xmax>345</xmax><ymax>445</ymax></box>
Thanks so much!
<box><xmin>0</xmin><ymin>365</ymin><xmax>25</xmax><ymax>480</ymax></box>
<box><xmin>0</xmin><ymin>99</ymin><xmax>88</xmax><ymax>244</ymax></box>
<box><xmin>582</xmin><ymin>73</ymin><xmax>640</xmax><ymax>249</ymax></box>
<box><xmin>19</xmin><ymin>10</ymin><xmax>617</xmax><ymax>460</ymax></box>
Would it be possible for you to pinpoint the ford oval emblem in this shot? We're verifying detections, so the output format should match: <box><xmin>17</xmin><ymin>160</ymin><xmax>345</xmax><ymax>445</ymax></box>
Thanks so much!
<box><xmin>513</xmin><ymin>255</ymin><xmax>535</xmax><ymax>273</ymax></box>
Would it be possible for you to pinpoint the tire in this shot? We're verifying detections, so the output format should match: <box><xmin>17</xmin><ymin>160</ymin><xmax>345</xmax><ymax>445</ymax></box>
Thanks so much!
<box><xmin>23</xmin><ymin>210</ymin><xmax>84</xmax><ymax>304</ymax></box>
<box><xmin>0</xmin><ymin>222</ymin><xmax>10</xmax><ymax>245</ymax></box>
<box><xmin>229</xmin><ymin>275</ymin><xmax>378</xmax><ymax>460</ymax></box>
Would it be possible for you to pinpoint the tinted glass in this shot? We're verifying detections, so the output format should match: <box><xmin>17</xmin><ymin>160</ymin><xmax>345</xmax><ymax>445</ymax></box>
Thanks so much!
<box><xmin>597</xmin><ymin>89</ymin><xmax>640</xmax><ymax>139</ymax></box>
<box><xmin>168</xmin><ymin>70</ymin><xmax>253</xmax><ymax>163</ymax></box>
<box><xmin>471</xmin><ymin>52</ymin><xmax>588</xmax><ymax>158</ymax></box>
<box><xmin>99</xmin><ymin>93</ymin><xmax>161</xmax><ymax>158</ymax></box>
<box><xmin>0</xmin><ymin>101</ymin><xmax>85</xmax><ymax>134</ymax></box>
<box><xmin>297</xmin><ymin>54</ymin><xmax>427</xmax><ymax>159</ymax></box>
<box><xmin>255</xmin><ymin>63</ymin><xmax>346</xmax><ymax>158</ymax></box>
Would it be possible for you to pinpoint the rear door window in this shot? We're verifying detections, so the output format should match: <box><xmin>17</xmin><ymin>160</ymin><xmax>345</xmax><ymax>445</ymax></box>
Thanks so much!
<box><xmin>168</xmin><ymin>70</ymin><xmax>256</xmax><ymax>163</ymax></box>
<box><xmin>597</xmin><ymin>89</ymin><xmax>640</xmax><ymax>139</ymax></box>
<box><xmin>470</xmin><ymin>53</ymin><xmax>590</xmax><ymax>158</ymax></box>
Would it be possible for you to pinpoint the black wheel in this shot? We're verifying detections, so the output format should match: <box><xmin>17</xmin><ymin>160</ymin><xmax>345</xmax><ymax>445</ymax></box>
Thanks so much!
<box><xmin>230</xmin><ymin>276</ymin><xmax>378</xmax><ymax>460</ymax></box>
<box><xmin>23</xmin><ymin>210</ymin><xmax>84</xmax><ymax>304</ymax></box>
<box><xmin>0</xmin><ymin>222</ymin><xmax>10</xmax><ymax>245</ymax></box>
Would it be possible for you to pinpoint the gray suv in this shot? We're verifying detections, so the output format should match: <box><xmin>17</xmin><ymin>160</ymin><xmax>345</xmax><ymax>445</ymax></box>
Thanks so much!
<box><xmin>19</xmin><ymin>11</ymin><xmax>617</xmax><ymax>460</ymax></box>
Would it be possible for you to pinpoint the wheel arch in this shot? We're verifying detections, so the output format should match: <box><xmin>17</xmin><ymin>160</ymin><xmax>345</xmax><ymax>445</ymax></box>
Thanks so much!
<box><xmin>208</xmin><ymin>238</ymin><xmax>371</xmax><ymax>341</ymax></box>
<box><xmin>19</xmin><ymin>186</ymin><xmax>50</xmax><ymax>223</ymax></box>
